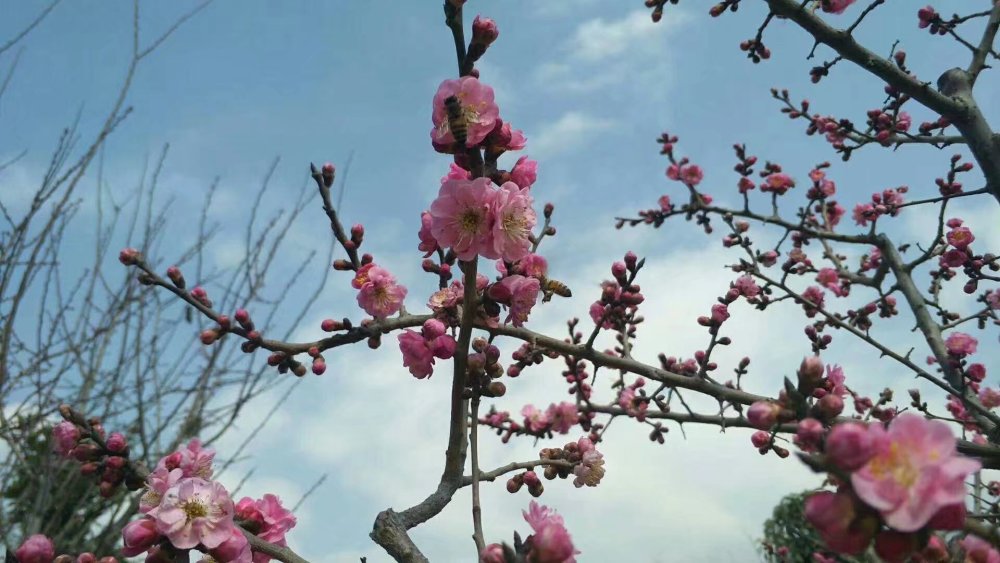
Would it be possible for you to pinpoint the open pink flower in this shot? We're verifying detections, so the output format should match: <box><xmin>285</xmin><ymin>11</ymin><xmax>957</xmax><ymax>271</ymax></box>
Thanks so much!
<box><xmin>762</xmin><ymin>172</ymin><xmax>796</xmax><ymax>195</ymax></box>
<box><xmin>505</xmin><ymin>275</ymin><xmax>540</xmax><ymax>326</ymax></box>
<box><xmin>491</xmin><ymin>182</ymin><xmax>536</xmax><ymax>262</ymax></box>
<box><xmin>153</xmin><ymin>477</ymin><xmax>236</xmax><ymax>549</ymax></box>
<box><xmin>804</xmin><ymin>490</ymin><xmax>876</xmax><ymax>555</ymax></box>
<box><xmin>572</xmin><ymin>448</ymin><xmax>605</xmax><ymax>488</ymax></box>
<box><xmin>522</xmin><ymin>405</ymin><xmax>550</xmax><ymax>433</ymax></box>
<box><xmin>141</xmin><ymin>467</ymin><xmax>183</xmax><ymax>513</ymax></box>
<box><xmin>431</xmin><ymin>177</ymin><xmax>498</xmax><ymax>261</ymax></box>
<box><xmin>522</xmin><ymin>501</ymin><xmax>579</xmax><ymax>563</ymax></box>
<box><xmin>946</xmin><ymin>226</ymin><xmax>975</xmax><ymax>250</ymax></box>
<box><xmin>441</xmin><ymin>163</ymin><xmax>472</xmax><ymax>184</ymax></box>
<box><xmin>354</xmin><ymin>264</ymin><xmax>407</xmax><ymax>319</ymax></box>
<box><xmin>851</xmin><ymin>413</ymin><xmax>981</xmax><ymax>532</ymax></box>
<box><xmin>945</xmin><ymin>332</ymin><xmax>978</xmax><ymax>356</ymax></box>
<box><xmin>517</xmin><ymin>253</ymin><xmax>548</xmax><ymax>279</ymax></box>
<box><xmin>546</xmin><ymin>402</ymin><xmax>578</xmax><ymax>434</ymax></box>
<box><xmin>431</xmin><ymin>77</ymin><xmax>499</xmax><ymax>147</ymax></box>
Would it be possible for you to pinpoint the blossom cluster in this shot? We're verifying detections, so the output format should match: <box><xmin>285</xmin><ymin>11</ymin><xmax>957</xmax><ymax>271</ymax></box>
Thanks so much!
<box><xmin>481</xmin><ymin>501</ymin><xmax>579</xmax><ymax>563</ymax></box>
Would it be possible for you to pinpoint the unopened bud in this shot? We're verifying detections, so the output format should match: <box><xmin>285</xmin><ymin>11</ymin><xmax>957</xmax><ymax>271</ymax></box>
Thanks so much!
<box><xmin>321</xmin><ymin>162</ymin><xmax>335</xmax><ymax>187</ymax></box>
<box><xmin>118</xmin><ymin>248</ymin><xmax>140</xmax><ymax>266</ymax></box>
<box><xmin>166</xmin><ymin>266</ymin><xmax>185</xmax><ymax>289</ymax></box>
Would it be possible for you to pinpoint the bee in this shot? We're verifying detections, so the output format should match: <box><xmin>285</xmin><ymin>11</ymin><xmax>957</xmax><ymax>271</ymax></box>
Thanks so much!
<box><xmin>540</xmin><ymin>277</ymin><xmax>572</xmax><ymax>303</ymax></box>
<box><xmin>444</xmin><ymin>95</ymin><xmax>467</xmax><ymax>147</ymax></box>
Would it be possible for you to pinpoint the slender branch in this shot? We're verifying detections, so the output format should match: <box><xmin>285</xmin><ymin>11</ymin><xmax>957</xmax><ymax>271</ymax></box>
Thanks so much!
<box><xmin>968</xmin><ymin>2</ymin><xmax>1000</xmax><ymax>81</ymax></box>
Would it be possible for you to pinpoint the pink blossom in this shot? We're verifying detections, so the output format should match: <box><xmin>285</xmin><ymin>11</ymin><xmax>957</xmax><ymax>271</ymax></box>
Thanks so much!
<box><xmin>961</xmin><ymin>534</ymin><xmax>1000</xmax><ymax>563</ymax></box>
<box><xmin>510</xmin><ymin>156</ymin><xmax>538</xmax><ymax>189</ymax></box>
<box><xmin>658</xmin><ymin>194</ymin><xmax>672</xmax><ymax>211</ymax></box>
<box><xmin>518</xmin><ymin>253</ymin><xmax>548</xmax><ymax>279</ymax></box>
<box><xmin>15</xmin><ymin>534</ymin><xmax>55</xmax><ymax>563</ymax></box>
<box><xmin>733</xmin><ymin>275</ymin><xmax>760</xmax><ymax>298</ymax></box>
<box><xmin>941</xmin><ymin>249</ymin><xmax>968</xmax><ymax>268</ymax></box>
<box><xmin>572</xmin><ymin>448</ymin><xmax>605</xmax><ymax>488</ymax></box>
<box><xmin>431</xmin><ymin>77</ymin><xmax>499</xmax><ymax>147</ymax></box>
<box><xmin>804</xmin><ymin>491</ymin><xmax>875</xmax><ymax>555</ymax></box>
<box><xmin>851</xmin><ymin>413</ymin><xmax>981</xmax><ymax>532</ymax></box>
<box><xmin>430</xmin><ymin>178</ymin><xmax>498</xmax><ymax>261</ymax></box>
<box><xmin>986</xmin><ymin>290</ymin><xmax>1000</xmax><ymax>310</ymax></box>
<box><xmin>141</xmin><ymin>467</ymin><xmax>183</xmax><ymax>513</ymax></box>
<box><xmin>801</xmin><ymin>286</ymin><xmax>825</xmax><ymax>317</ymax></box>
<box><xmin>152</xmin><ymin>477</ymin><xmax>236</xmax><ymax>549</ymax></box>
<box><xmin>234</xmin><ymin>494</ymin><xmax>296</xmax><ymax>563</ymax></box>
<box><xmin>440</xmin><ymin>163</ymin><xmax>472</xmax><ymax>183</ymax></box>
<box><xmin>546</xmin><ymin>402</ymin><xmax>578</xmax><ymax>434</ymax></box>
<box><xmin>428</xmin><ymin>334</ymin><xmax>457</xmax><ymax>359</ymax></box>
<box><xmin>680</xmin><ymin>164</ymin><xmax>704</xmax><ymax>186</ymax></box>
<box><xmin>428</xmin><ymin>284</ymin><xmax>463</xmax><ymax>311</ymax></box>
<box><xmin>945</xmin><ymin>332</ymin><xmax>978</xmax><ymax>356</ymax></box>
<box><xmin>980</xmin><ymin>388</ymin><xmax>1000</xmax><ymax>409</ymax></box>
<box><xmin>761</xmin><ymin>173</ymin><xmax>796</xmax><ymax>195</ymax></box>
<box><xmin>821</xmin><ymin>0</ymin><xmax>857</xmax><ymax>14</ymax></box>
<box><xmin>157</xmin><ymin>439</ymin><xmax>215</xmax><ymax>480</ymax></box>
<box><xmin>491</xmin><ymin>182</ymin><xmax>537</xmax><ymax>262</ymax></box>
<box><xmin>207</xmin><ymin>527</ymin><xmax>252</xmax><ymax>563</ymax></box>
<box><xmin>825</xmin><ymin>422</ymin><xmax>877</xmax><ymax>471</ymax></box>
<box><xmin>522</xmin><ymin>502</ymin><xmax>579</xmax><ymax>563</ymax></box>
<box><xmin>480</xmin><ymin>544</ymin><xmax>505</xmax><ymax>563</ymax></box>
<box><xmin>747</xmin><ymin>401</ymin><xmax>781</xmax><ymax>429</ymax></box>
<box><xmin>503</xmin><ymin>122</ymin><xmax>527</xmax><ymax>151</ymax></box>
<box><xmin>418</xmin><ymin>211</ymin><xmax>439</xmax><ymax>257</ymax></box>
<box><xmin>825</xmin><ymin>364</ymin><xmax>847</xmax><ymax>397</ymax></box>
<box><xmin>710</xmin><ymin>303</ymin><xmax>729</xmax><ymax>324</ymax></box>
<box><xmin>853</xmin><ymin>202</ymin><xmax>876</xmax><ymax>226</ymax></box>
<box><xmin>522</xmin><ymin>405</ymin><xmax>551</xmax><ymax>433</ymax></box>
<box><xmin>399</xmin><ymin>330</ymin><xmax>435</xmax><ymax>379</ymax></box>
<box><xmin>947</xmin><ymin>226</ymin><xmax>975</xmax><ymax>250</ymax></box>
<box><xmin>354</xmin><ymin>264</ymin><xmax>408</xmax><ymax>319</ymax></box>
<box><xmin>53</xmin><ymin>421</ymin><xmax>80</xmax><ymax>457</ymax></box>
<box><xmin>490</xmin><ymin>275</ymin><xmax>540</xmax><ymax>327</ymax></box>
<box><xmin>122</xmin><ymin>518</ymin><xmax>162</xmax><ymax>557</ymax></box>
<box><xmin>751</xmin><ymin>431</ymin><xmax>770</xmax><ymax>449</ymax></box>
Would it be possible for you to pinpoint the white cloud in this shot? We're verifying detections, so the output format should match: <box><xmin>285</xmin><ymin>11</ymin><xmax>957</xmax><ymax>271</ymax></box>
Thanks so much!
<box><xmin>569</xmin><ymin>10</ymin><xmax>665</xmax><ymax>63</ymax></box>
<box><xmin>529</xmin><ymin>112</ymin><xmax>616</xmax><ymax>158</ymax></box>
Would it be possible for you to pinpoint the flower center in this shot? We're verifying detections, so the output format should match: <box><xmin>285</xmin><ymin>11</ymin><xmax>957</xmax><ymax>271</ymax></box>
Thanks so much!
<box><xmin>460</xmin><ymin>210</ymin><xmax>482</xmax><ymax>233</ymax></box>
<box><xmin>182</xmin><ymin>497</ymin><xmax>209</xmax><ymax>520</ymax></box>
<box><xmin>868</xmin><ymin>442</ymin><xmax>917</xmax><ymax>487</ymax></box>
<box><xmin>502</xmin><ymin>212</ymin><xmax>527</xmax><ymax>239</ymax></box>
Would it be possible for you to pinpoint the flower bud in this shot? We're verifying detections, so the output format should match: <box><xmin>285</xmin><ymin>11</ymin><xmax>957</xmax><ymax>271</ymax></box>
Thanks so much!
<box><xmin>825</xmin><ymin>422</ymin><xmax>875</xmax><ymax>471</ymax></box>
<box><xmin>797</xmin><ymin>356</ymin><xmax>825</xmax><ymax>392</ymax></box>
<box><xmin>166</xmin><ymin>266</ymin><xmax>185</xmax><ymax>289</ymax></box>
<box><xmin>321</xmin><ymin>162</ymin><xmax>335</xmax><ymax>187</ymax></box>
<box><xmin>105</xmin><ymin>432</ymin><xmax>127</xmax><ymax>454</ymax></box>
<box><xmin>471</xmin><ymin>15</ymin><xmax>499</xmax><ymax>46</ymax></box>
<box><xmin>480</xmin><ymin>543</ymin><xmax>505</xmax><ymax>563</ymax></box>
<box><xmin>747</xmin><ymin>401</ymin><xmax>781</xmax><ymax>429</ymax></box>
<box><xmin>118</xmin><ymin>248</ymin><xmax>140</xmax><ymax>266</ymax></box>
<box><xmin>816</xmin><ymin>393</ymin><xmax>845</xmax><ymax>418</ymax></box>
<box><xmin>122</xmin><ymin>518</ymin><xmax>161</xmax><ymax>557</ymax></box>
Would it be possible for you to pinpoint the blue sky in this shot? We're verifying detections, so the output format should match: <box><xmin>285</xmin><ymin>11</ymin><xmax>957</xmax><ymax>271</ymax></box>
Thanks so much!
<box><xmin>4</xmin><ymin>1</ymin><xmax>1000</xmax><ymax>562</ymax></box>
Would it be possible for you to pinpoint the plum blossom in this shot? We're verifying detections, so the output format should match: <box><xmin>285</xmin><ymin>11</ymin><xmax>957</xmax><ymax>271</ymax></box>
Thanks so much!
<box><xmin>804</xmin><ymin>490</ymin><xmax>876</xmax><ymax>555</ymax></box>
<box><xmin>431</xmin><ymin>177</ymin><xmax>498</xmax><ymax>261</ymax></box>
<box><xmin>732</xmin><ymin>275</ymin><xmax>760</xmax><ymax>298</ymax></box>
<box><xmin>354</xmin><ymin>264</ymin><xmax>408</xmax><ymax>319</ymax></box>
<box><xmin>491</xmin><ymin>182</ymin><xmax>537</xmax><ymax>262</ymax></box>
<box><xmin>947</xmin><ymin>226</ymin><xmax>975</xmax><ymax>250</ymax></box>
<box><xmin>431</xmin><ymin>76</ymin><xmax>499</xmax><ymax>147</ymax></box>
<box><xmin>522</xmin><ymin>501</ymin><xmax>579</xmax><ymax>563</ymax></box>
<box><xmin>15</xmin><ymin>534</ymin><xmax>55</xmax><ymax>563</ymax></box>
<box><xmin>761</xmin><ymin>172</ymin><xmax>796</xmax><ymax>195</ymax></box>
<box><xmin>510</xmin><ymin>156</ymin><xmax>538</xmax><ymax>190</ymax></box>
<box><xmin>122</xmin><ymin>518</ymin><xmax>162</xmax><ymax>557</ymax></box>
<box><xmin>234</xmin><ymin>494</ymin><xmax>297</xmax><ymax>563</ymax></box>
<box><xmin>399</xmin><ymin>330</ymin><xmax>435</xmax><ymax>379</ymax></box>
<box><xmin>153</xmin><ymin>477</ymin><xmax>236</xmax><ymax>549</ymax></box>
<box><xmin>207</xmin><ymin>527</ymin><xmax>252</xmax><ymax>563</ymax></box>
<box><xmin>517</xmin><ymin>253</ymin><xmax>548</xmax><ymax>279</ymax></box>
<box><xmin>546</xmin><ymin>402</ymin><xmax>578</xmax><ymax>434</ymax></box>
<box><xmin>961</xmin><ymin>534</ymin><xmax>1000</xmax><ymax>563</ymax></box>
<box><xmin>141</xmin><ymin>467</ymin><xmax>184</xmax><ymax>513</ymax></box>
<box><xmin>821</xmin><ymin>0</ymin><xmax>857</xmax><ymax>14</ymax></box>
<box><xmin>52</xmin><ymin>421</ymin><xmax>80</xmax><ymax>457</ymax></box>
<box><xmin>851</xmin><ymin>413</ymin><xmax>981</xmax><ymax>532</ymax></box>
<box><xmin>572</xmin><ymin>439</ymin><xmax>605</xmax><ymax>488</ymax></box>
<box><xmin>522</xmin><ymin>405</ymin><xmax>551</xmax><ymax>433</ymax></box>
<box><xmin>945</xmin><ymin>332</ymin><xmax>978</xmax><ymax>356</ymax></box>
<box><xmin>418</xmin><ymin>211</ymin><xmax>439</xmax><ymax>257</ymax></box>
<box><xmin>986</xmin><ymin>290</ymin><xmax>1000</xmax><ymax>310</ymax></box>
<box><xmin>666</xmin><ymin>163</ymin><xmax>704</xmax><ymax>186</ymax></box>
<box><xmin>488</xmin><ymin>274</ymin><xmax>540</xmax><ymax>327</ymax></box>
<box><xmin>155</xmin><ymin>439</ymin><xmax>216</xmax><ymax>480</ymax></box>
<box><xmin>440</xmin><ymin>163</ymin><xmax>472</xmax><ymax>184</ymax></box>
